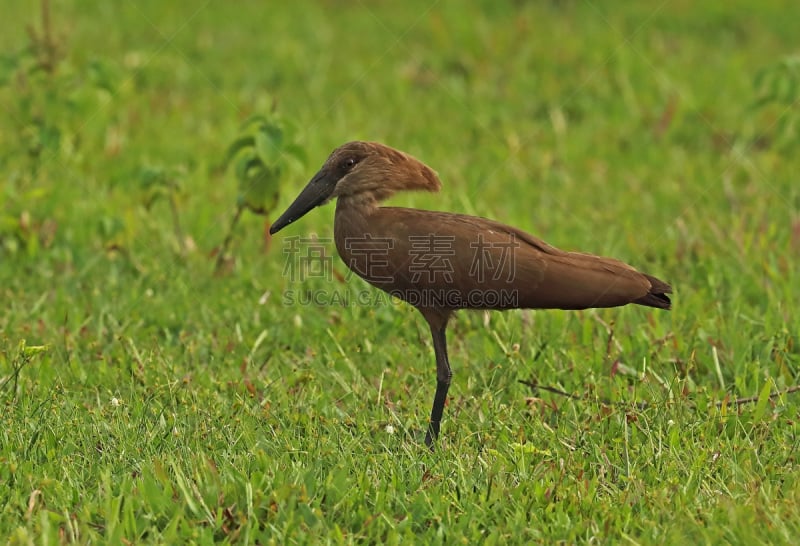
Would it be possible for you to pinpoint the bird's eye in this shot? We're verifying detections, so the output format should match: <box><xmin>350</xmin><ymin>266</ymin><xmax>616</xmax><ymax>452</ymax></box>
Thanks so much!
<box><xmin>343</xmin><ymin>157</ymin><xmax>357</xmax><ymax>170</ymax></box>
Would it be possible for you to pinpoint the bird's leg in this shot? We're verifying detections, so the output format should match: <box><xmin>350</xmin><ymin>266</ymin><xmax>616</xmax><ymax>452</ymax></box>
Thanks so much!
<box><xmin>424</xmin><ymin>321</ymin><xmax>451</xmax><ymax>449</ymax></box>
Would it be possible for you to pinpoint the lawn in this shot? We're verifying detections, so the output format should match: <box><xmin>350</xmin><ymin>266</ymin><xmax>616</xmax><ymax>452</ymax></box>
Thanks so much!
<box><xmin>1</xmin><ymin>0</ymin><xmax>799</xmax><ymax>543</ymax></box>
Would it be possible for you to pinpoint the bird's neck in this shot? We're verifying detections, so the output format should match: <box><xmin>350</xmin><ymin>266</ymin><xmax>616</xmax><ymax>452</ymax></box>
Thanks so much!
<box><xmin>334</xmin><ymin>194</ymin><xmax>380</xmax><ymax>226</ymax></box>
<box><xmin>336</xmin><ymin>192</ymin><xmax>381</xmax><ymax>211</ymax></box>
<box><xmin>333</xmin><ymin>195</ymin><xmax>381</xmax><ymax>259</ymax></box>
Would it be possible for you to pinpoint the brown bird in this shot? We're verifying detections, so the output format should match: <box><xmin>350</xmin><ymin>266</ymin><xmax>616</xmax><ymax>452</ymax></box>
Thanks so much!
<box><xmin>270</xmin><ymin>141</ymin><xmax>672</xmax><ymax>448</ymax></box>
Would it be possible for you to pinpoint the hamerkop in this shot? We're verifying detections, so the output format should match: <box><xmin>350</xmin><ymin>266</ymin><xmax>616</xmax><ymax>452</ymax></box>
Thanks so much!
<box><xmin>270</xmin><ymin>141</ymin><xmax>672</xmax><ymax>448</ymax></box>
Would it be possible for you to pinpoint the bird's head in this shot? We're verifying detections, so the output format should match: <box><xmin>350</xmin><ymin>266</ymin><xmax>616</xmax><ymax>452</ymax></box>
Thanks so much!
<box><xmin>269</xmin><ymin>141</ymin><xmax>441</xmax><ymax>234</ymax></box>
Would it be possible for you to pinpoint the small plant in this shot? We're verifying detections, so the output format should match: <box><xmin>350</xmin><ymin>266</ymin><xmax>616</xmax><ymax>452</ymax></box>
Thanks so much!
<box><xmin>25</xmin><ymin>0</ymin><xmax>63</xmax><ymax>75</ymax></box>
<box><xmin>0</xmin><ymin>339</ymin><xmax>49</xmax><ymax>402</ymax></box>
<box><xmin>751</xmin><ymin>55</ymin><xmax>800</xmax><ymax>148</ymax></box>
<box><xmin>0</xmin><ymin>183</ymin><xmax>57</xmax><ymax>258</ymax></box>
<box><xmin>214</xmin><ymin>113</ymin><xmax>304</xmax><ymax>274</ymax></box>
<box><xmin>139</xmin><ymin>165</ymin><xmax>190</xmax><ymax>257</ymax></box>
<box><xmin>0</xmin><ymin>0</ymin><xmax>70</xmax><ymax>172</ymax></box>
<box><xmin>0</xmin><ymin>0</ymin><xmax>121</xmax><ymax>256</ymax></box>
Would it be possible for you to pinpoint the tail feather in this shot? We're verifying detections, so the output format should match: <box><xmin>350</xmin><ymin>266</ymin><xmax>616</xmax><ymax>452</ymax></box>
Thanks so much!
<box><xmin>634</xmin><ymin>274</ymin><xmax>672</xmax><ymax>310</ymax></box>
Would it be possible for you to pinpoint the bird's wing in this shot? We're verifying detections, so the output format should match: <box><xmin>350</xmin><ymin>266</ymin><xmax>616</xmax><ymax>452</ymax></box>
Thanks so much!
<box><xmin>358</xmin><ymin>207</ymin><xmax>653</xmax><ymax>310</ymax></box>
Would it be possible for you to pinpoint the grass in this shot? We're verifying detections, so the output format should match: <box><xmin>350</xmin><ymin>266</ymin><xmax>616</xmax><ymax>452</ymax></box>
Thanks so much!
<box><xmin>1</xmin><ymin>0</ymin><xmax>799</xmax><ymax>543</ymax></box>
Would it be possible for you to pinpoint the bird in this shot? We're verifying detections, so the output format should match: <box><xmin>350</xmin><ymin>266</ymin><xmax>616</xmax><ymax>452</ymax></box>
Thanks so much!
<box><xmin>269</xmin><ymin>141</ymin><xmax>672</xmax><ymax>448</ymax></box>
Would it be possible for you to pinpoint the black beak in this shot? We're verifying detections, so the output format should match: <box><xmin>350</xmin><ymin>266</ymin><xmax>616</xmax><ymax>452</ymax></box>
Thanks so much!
<box><xmin>269</xmin><ymin>170</ymin><xmax>336</xmax><ymax>234</ymax></box>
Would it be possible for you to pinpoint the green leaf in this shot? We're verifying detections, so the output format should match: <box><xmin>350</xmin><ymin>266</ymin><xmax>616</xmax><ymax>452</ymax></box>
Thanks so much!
<box><xmin>237</xmin><ymin>157</ymin><xmax>282</xmax><ymax>215</ymax></box>
<box><xmin>18</xmin><ymin>340</ymin><xmax>49</xmax><ymax>358</ymax></box>
<box><xmin>283</xmin><ymin>142</ymin><xmax>307</xmax><ymax>165</ymax></box>
<box><xmin>234</xmin><ymin>151</ymin><xmax>260</xmax><ymax>184</ymax></box>
<box><xmin>238</xmin><ymin>164</ymin><xmax>281</xmax><ymax>215</ymax></box>
<box><xmin>752</xmin><ymin>379</ymin><xmax>774</xmax><ymax>423</ymax></box>
<box><xmin>255</xmin><ymin>124</ymin><xmax>283</xmax><ymax>165</ymax></box>
<box><xmin>224</xmin><ymin>135</ymin><xmax>256</xmax><ymax>167</ymax></box>
<box><xmin>240</xmin><ymin>114</ymin><xmax>270</xmax><ymax>131</ymax></box>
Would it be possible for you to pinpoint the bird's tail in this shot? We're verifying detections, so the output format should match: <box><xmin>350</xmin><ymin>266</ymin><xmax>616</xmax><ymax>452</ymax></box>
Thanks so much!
<box><xmin>633</xmin><ymin>274</ymin><xmax>672</xmax><ymax>309</ymax></box>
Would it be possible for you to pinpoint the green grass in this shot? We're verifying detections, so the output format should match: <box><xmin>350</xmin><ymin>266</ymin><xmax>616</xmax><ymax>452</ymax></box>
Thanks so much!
<box><xmin>2</xmin><ymin>0</ymin><xmax>799</xmax><ymax>543</ymax></box>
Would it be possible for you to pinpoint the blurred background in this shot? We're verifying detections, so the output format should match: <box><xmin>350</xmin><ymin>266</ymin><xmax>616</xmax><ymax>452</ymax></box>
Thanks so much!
<box><xmin>1</xmin><ymin>1</ymin><xmax>798</xmax><ymax>542</ymax></box>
